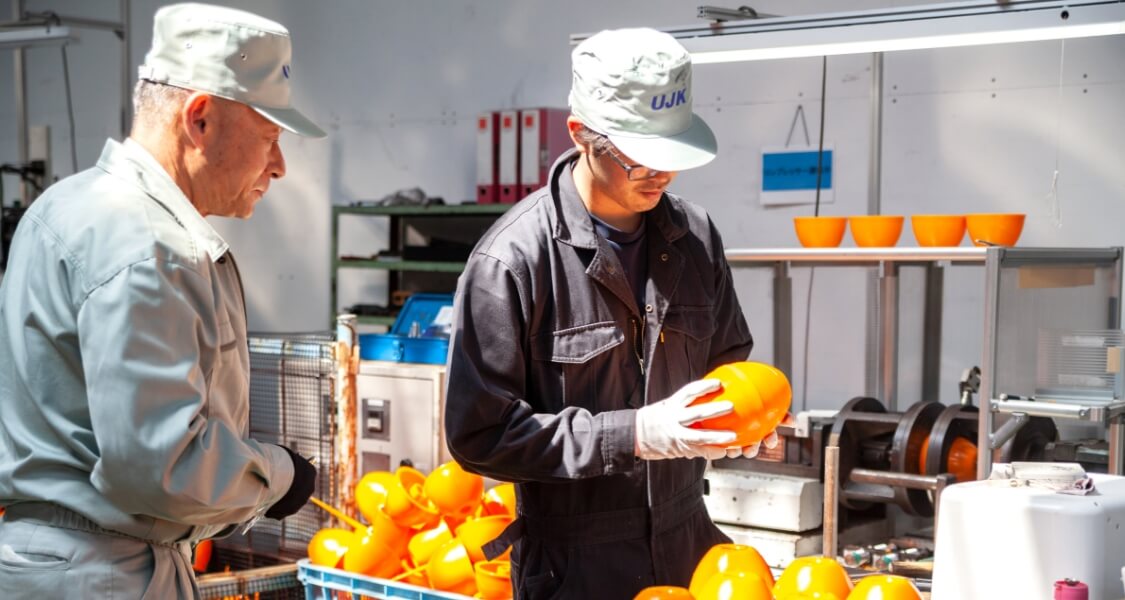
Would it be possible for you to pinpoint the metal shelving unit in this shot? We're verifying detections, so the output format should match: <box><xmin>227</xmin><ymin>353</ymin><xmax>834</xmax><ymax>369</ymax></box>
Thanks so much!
<box><xmin>724</xmin><ymin>246</ymin><xmax>1124</xmax><ymax>477</ymax></box>
<box><xmin>330</xmin><ymin>203</ymin><xmax>510</xmax><ymax>326</ymax></box>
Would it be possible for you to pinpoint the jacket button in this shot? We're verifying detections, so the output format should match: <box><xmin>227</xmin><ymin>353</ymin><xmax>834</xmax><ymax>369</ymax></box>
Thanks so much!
<box><xmin>645</xmin><ymin>304</ymin><xmax>653</xmax><ymax>313</ymax></box>
<box><xmin>660</xmin><ymin>253</ymin><xmax>669</xmax><ymax>262</ymax></box>
<box><xmin>217</xmin><ymin>256</ymin><xmax>227</xmax><ymax>264</ymax></box>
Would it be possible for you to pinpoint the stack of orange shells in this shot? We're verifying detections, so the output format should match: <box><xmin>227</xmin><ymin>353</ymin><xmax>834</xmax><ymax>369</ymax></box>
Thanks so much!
<box><xmin>307</xmin><ymin>461</ymin><xmax>517</xmax><ymax>599</ymax></box>
<box><xmin>633</xmin><ymin>544</ymin><xmax>924</xmax><ymax>600</ymax></box>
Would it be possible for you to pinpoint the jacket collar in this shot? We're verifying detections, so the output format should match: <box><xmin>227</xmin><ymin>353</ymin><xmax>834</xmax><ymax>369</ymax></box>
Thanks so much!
<box><xmin>96</xmin><ymin>138</ymin><xmax>230</xmax><ymax>263</ymax></box>
<box><xmin>549</xmin><ymin>148</ymin><xmax>689</xmax><ymax>249</ymax></box>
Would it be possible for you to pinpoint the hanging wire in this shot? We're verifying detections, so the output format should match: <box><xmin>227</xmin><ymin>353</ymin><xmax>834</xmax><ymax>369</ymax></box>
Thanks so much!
<box><xmin>813</xmin><ymin>56</ymin><xmax>828</xmax><ymax>217</ymax></box>
<box><xmin>802</xmin><ymin>56</ymin><xmax>830</xmax><ymax>412</ymax></box>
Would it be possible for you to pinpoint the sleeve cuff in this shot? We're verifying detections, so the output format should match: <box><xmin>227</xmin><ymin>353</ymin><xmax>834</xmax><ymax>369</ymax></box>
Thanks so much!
<box><xmin>262</xmin><ymin>443</ymin><xmax>296</xmax><ymax>508</ymax></box>
<box><xmin>600</xmin><ymin>409</ymin><xmax>638</xmax><ymax>475</ymax></box>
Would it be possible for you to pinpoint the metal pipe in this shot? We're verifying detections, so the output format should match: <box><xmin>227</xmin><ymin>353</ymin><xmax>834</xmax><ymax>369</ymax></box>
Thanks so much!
<box><xmin>978</xmin><ymin>247</ymin><xmax>1002</xmax><ymax>479</ymax></box>
<box><xmin>823</xmin><ymin>445</ymin><xmax>839</xmax><ymax>559</ymax></box>
<box><xmin>774</xmin><ymin>261</ymin><xmax>792</xmax><ymax>379</ymax></box>
<box><xmin>878</xmin><ymin>262</ymin><xmax>899</xmax><ymax>409</ymax></box>
<box><xmin>989</xmin><ymin>412</ymin><xmax>1029</xmax><ymax>450</ymax></box>
<box><xmin>922</xmin><ymin>264</ymin><xmax>944</xmax><ymax>403</ymax></box>
<box><xmin>13</xmin><ymin>0</ymin><xmax>29</xmax><ymax>205</ymax></box>
<box><xmin>52</xmin><ymin>14</ymin><xmax>123</xmax><ymax>33</ymax></box>
<box><xmin>1109</xmin><ymin>417</ymin><xmax>1124</xmax><ymax>475</ymax></box>
<box><xmin>120</xmin><ymin>0</ymin><xmax>131</xmax><ymax>138</ymax></box>
<box><xmin>849</xmin><ymin>468</ymin><xmax>945</xmax><ymax>490</ymax></box>
<box><xmin>992</xmin><ymin>399</ymin><xmax>1093</xmax><ymax>420</ymax></box>
<box><xmin>868</xmin><ymin>52</ymin><xmax>883</xmax><ymax>216</ymax></box>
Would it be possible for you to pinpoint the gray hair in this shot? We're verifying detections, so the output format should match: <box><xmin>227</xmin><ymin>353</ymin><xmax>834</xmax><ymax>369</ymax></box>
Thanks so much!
<box><xmin>573</xmin><ymin>124</ymin><xmax>614</xmax><ymax>156</ymax></box>
<box><xmin>131</xmin><ymin>80</ymin><xmax>191</xmax><ymax>131</ymax></box>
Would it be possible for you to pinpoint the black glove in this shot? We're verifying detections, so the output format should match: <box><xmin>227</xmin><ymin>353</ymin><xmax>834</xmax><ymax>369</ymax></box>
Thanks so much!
<box><xmin>265</xmin><ymin>445</ymin><xmax>317</xmax><ymax>520</ymax></box>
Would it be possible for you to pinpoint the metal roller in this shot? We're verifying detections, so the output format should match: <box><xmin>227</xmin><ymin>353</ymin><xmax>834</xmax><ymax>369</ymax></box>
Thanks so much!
<box><xmin>889</xmin><ymin>400</ymin><xmax>945</xmax><ymax>516</ymax></box>
<box><xmin>923</xmin><ymin>403</ymin><xmax>979</xmax><ymax>482</ymax></box>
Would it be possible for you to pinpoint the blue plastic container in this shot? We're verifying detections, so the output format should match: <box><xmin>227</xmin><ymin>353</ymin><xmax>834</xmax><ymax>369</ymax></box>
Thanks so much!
<box><xmin>359</xmin><ymin>293</ymin><xmax>454</xmax><ymax>364</ymax></box>
<box><xmin>296</xmin><ymin>559</ymin><xmax>471</xmax><ymax>599</ymax></box>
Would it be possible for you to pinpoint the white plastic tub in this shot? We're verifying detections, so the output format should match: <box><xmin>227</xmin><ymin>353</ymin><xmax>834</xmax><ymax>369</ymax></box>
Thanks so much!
<box><xmin>931</xmin><ymin>472</ymin><xmax>1125</xmax><ymax>600</ymax></box>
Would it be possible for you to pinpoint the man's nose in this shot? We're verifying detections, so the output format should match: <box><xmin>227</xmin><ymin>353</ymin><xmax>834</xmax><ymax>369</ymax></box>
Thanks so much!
<box><xmin>269</xmin><ymin>141</ymin><xmax>286</xmax><ymax>179</ymax></box>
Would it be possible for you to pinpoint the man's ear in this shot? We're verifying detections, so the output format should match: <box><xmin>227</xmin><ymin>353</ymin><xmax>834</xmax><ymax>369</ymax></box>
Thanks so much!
<box><xmin>181</xmin><ymin>92</ymin><xmax>214</xmax><ymax>149</ymax></box>
<box><xmin>566</xmin><ymin>115</ymin><xmax>587</xmax><ymax>154</ymax></box>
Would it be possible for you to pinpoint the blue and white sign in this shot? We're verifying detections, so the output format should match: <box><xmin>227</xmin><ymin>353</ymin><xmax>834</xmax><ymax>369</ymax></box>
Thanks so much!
<box><xmin>760</xmin><ymin>145</ymin><xmax>835</xmax><ymax>206</ymax></box>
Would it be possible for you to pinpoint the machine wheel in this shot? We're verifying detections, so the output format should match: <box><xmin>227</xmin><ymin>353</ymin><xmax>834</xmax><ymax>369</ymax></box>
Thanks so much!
<box><xmin>889</xmin><ymin>400</ymin><xmax>945</xmax><ymax>516</ymax></box>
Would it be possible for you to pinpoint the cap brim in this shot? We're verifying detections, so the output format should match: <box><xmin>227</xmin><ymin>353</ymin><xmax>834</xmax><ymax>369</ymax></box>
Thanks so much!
<box><xmin>607</xmin><ymin>113</ymin><xmax>716</xmax><ymax>172</ymax></box>
<box><xmin>253</xmin><ymin>105</ymin><xmax>327</xmax><ymax>139</ymax></box>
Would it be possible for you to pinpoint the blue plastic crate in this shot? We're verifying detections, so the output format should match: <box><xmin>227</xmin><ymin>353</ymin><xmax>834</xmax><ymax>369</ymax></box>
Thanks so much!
<box><xmin>359</xmin><ymin>294</ymin><xmax>454</xmax><ymax>364</ymax></box>
<box><xmin>297</xmin><ymin>559</ymin><xmax>472</xmax><ymax>599</ymax></box>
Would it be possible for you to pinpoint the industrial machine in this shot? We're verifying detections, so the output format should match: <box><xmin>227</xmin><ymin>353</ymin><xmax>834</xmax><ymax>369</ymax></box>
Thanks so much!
<box><xmin>705</xmin><ymin>367</ymin><xmax>1061</xmax><ymax>566</ymax></box>
<box><xmin>354</xmin><ymin>359</ymin><xmax>451</xmax><ymax>476</ymax></box>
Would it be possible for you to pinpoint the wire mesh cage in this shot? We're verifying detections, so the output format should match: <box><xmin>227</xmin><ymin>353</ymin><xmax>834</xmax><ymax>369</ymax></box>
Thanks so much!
<box><xmin>198</xmin><ymin>562</ymin><xmax>304</xmax><ymax>600</ymax></box>
<box><xmin>209</xmin><ymin>332</ymin><xmax>339</xmax><ymax>578</ymax></box>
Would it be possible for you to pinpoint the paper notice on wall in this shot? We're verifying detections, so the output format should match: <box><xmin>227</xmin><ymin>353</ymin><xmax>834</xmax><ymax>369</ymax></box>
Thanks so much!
<box><xmin>760</xmin><ymin>145</ymin><xmax>834</xmax><ymax>207</ymax></box>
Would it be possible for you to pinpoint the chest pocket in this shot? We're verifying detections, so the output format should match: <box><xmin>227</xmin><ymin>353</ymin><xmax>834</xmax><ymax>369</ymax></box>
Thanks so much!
<box><xmin>530</xmin><ymin>322</ymin><xmax>625</xmax><ymax>413</ymax></box>
<box><xmin>661</xmin><ymin>305</ymin><xmax>716</xmax><ymax>383</ymax></box>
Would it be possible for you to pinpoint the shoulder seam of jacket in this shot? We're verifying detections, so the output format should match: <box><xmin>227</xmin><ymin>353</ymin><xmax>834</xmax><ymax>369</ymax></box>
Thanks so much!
<box><xmin>22</xmin><ymin>212</ymin><xmax>90</xmax><ymax>281</ymax></box>
<box><xmin>79</xmin><ymin>253</ymin><xmax>209</xmax><ymax>307</ymax></box>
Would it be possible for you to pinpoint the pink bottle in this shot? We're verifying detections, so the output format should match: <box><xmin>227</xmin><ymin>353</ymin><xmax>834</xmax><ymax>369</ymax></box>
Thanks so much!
<box><xmin>1053</xmin><ymin>579</ymin><xmax>1088</xmax><ymax>600</ymax></box>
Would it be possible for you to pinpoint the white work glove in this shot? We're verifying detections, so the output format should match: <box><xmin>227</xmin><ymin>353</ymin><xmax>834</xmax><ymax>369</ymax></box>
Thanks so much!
<box><xmin>724</xmin><ymin>430</ymin><xmax>779</xmax><ymax>459</ymax></box>
<box><xmin>723</xmin><ymin>413</ymin><xmax>794</xmax><ymax>459</ymax></box>
<box><xmin>635</xmin><ymin>379</ymin><xmax>737</xmax><ymax>461</ymax></box>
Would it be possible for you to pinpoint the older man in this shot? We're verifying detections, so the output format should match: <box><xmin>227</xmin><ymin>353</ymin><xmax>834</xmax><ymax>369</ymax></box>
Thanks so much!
<box><xmin>0</xmin><ymin>4</ymin><xmax>324</xmax><ymax>598</ymax></box>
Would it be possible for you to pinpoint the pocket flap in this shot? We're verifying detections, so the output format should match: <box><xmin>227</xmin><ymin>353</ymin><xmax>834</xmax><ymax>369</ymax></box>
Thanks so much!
<box><xmin>663</xmin><ymin>306</ymin><xmax>715</xmax><ymax>342</ymax></box>
<box><xmin>532</xmin><ymin>322</ymin><xmax>623</xmax><ymax>364</ymax></box>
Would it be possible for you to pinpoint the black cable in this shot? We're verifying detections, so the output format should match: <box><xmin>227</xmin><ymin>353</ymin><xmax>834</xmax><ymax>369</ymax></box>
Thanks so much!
<box><xmin>814</xmin><ymin>55</ymin><xmax>828</xmax><ymax>216</ymax></box>
<box><xmin>61</xmin><ymin>45</ymin><xmax>78</xmax><ymax>174</ymax></box>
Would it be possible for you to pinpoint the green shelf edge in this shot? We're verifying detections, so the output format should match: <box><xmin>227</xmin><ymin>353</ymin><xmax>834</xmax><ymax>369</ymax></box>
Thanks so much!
<box><xmin>332</xmin><ymin>203</ymin><xmax>511</xmax><ymax>217</ymax></box>
<box><xmin>334</xmin><ymin>259</ymin><xmax>467</xmax><ymax>272</ymax></box>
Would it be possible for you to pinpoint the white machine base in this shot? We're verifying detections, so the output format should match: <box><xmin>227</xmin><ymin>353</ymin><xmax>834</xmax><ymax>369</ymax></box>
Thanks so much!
<box><xmin>704</xmin><ymin>468</ymin><xmax>823</xmax><ymax>532</ymax></box>
<box><xmin>717</xmin><ymin>519</ymin><xmax>892</xmax><ymax>569</ymax></box>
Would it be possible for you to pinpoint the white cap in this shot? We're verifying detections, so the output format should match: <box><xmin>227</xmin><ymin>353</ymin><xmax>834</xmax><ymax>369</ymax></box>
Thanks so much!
<box><xmin>569</xmin><ymin>28</ymin><xmax>716</xmax><ymax>172</ymax></box>
<box><xmin>138</xmin><ymin>2</ymin><xmax>325</xmax><ymax>138</ymax></box>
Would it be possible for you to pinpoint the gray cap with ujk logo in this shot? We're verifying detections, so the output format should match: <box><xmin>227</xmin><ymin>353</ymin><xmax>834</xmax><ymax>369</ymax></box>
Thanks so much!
<box><xmin>569</xmin><ymin>27</ymin><xmax>716</xmax><ymax>172</ymax></box>
<box><xmin>138</xmin><ymin>2</ymin><xmax>326</xmax><ymax>138</ymax></box>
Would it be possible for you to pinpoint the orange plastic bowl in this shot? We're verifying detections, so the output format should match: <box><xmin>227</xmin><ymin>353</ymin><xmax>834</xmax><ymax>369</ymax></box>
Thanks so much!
<box><xmin>689</xmin><ymin>362</ymin><xmax>792</xmax><ymax>447</ymax></box>
<box><xmin>793</xmin><ymin>216</ymin><xmax>847</xmax><ymax>248</ymax></box>
<box><xmin>965</xmin><ymin>213</ymin><xmax>1025</xmax><ymax>247</ymax></box>
<box><xmin>479</xmin><ymin>483</ymin><xmax>517</xmax><ymax>519</ymax></box>
<box><xmin>475</xmin><ymin>560</ymin><xmax>513</xmax><ymax>600</ymax></box>
<box><xmin>690</xmin><ymin>543</ymin><xmax>775</xmax><ymax>596</ymax></box>
<box><xmin>355</xmin><ymin>470</ymin><xmax>396</xmax><ymax>523</ymax></box>
<box><xmin>456</xmin><ymin>515</ymin><xmax>514</xmax><ymax>563</ymax></box>
<box><xmin>428</xmin><ymin>539</ymin><xmax>478</xmax><ymax>596</ymax></box>
<box><xmin>847</xmin><ymin>575</ymin><xmax>923</xmax><ymax>600</ymax></box>
<box><xmin>307</xmin><ymin>528</ymin><xmax>354</xmax><ymax>568</ymax></box>
<box><xmin>408</xmin><ymin>519</ymin><xmax>454</xmax><ymax>567</ymax></box>
<box><xmin>342</xmin><ymin>529</ymin><xmax>400</xmax><ymax>579</ymax></box>
<box><xmin>634</xmin><ymin>586</ymin><xmax>694</xmax><ymax>599</ymax></box>
<box><xmin>383</xmin><ymin>466</ymin><xmax>441</xmax><ymax>528</ymax></box>
<box><xmin>848</xmin><ymin>215</ymin><xmax>904</xmax><ymax>247</ymax></box>
<box><xmin>362</xmin><ymin>504</ymin><xmax>411</xmax><ymax>558</ymax></box>
<box><xmin>773</xmin><ymin>556</ymin><xmax>854</xmax><ymax>598</ymax></box>
<box><xmin>696</xmin><ymin>571</ymin><xmax>773</xmax><ymax>600</ymax></box>
<box><xmin>424</xmin><ymin>461</ymin><xmax>484</xmax><ymax>519</ymax></box>
<box><xmin>910</xmin><ymin>215</ymin><xmax>966</xmax><ymax>247</ymax></box>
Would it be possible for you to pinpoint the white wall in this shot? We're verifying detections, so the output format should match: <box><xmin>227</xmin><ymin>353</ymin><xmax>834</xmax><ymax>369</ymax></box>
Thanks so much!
<box><xmin>2</xmin><ymin>0</ymin><xmax>1123</xmax><ymax>411</ymax></box>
